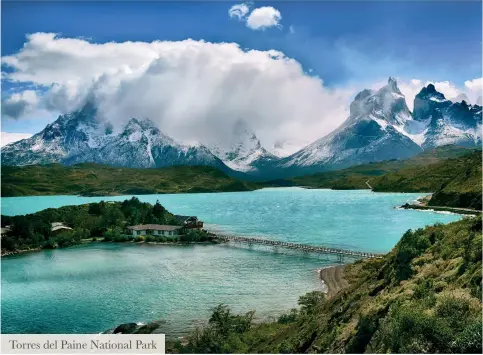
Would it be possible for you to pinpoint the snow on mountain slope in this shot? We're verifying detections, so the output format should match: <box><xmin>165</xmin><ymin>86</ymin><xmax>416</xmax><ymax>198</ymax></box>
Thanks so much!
<box><xmin>278</xmin><ymin>78</ymin><xmax>423</xmax><ymax>172</ymax></box>
<box><xmin>2</xmin><ymin>79</ymin><xmax>480</xmax><ymax>179</ymax></box>
<box><xmin>412</xmin><ymin>84</ymin><xmax>482</xmax><ymax>149</ymax></box>
<box><xmin>1</xmin><ymin>105</ymin><xmax>230</xmax><ymax>172</ymax></box>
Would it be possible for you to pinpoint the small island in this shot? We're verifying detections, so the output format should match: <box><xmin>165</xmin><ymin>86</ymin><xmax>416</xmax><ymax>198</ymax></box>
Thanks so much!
<box><xmin>1</xmin><ymin>197</ymin><xmax>215</xmax><ymax>256</ymax></box>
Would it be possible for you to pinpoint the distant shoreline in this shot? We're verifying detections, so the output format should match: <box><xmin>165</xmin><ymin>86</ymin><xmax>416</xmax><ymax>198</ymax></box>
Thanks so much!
<box><xmin>399</xmin><ymin>195</ymin><xmax>481</xmax><ymax>216</ymax></box>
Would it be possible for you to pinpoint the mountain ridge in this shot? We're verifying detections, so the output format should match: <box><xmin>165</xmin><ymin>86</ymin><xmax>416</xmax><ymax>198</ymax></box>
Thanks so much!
<box><xmin>2</xmin><ymin>78</ymin><xmax>481</xmax><ymax>179</ymax></box>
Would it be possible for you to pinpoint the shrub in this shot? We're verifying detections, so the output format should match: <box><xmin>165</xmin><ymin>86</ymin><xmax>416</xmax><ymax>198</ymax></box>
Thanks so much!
<box><xmin>180</xmin><ymin>229</ymin><xmax>211</xmax><ymax>243</ymax></box>
<box><xmin>381</xmin><ymin>302</ymin><xmax>453</xmax><ymax>353</ymax></box>
<box><xmin>387</xmin><ymin>228</ymin><xmax>432</xmax><ymax>282</ymax></box>
<box><xmin>298</xmin><ymin>291</ymin><xmax>326</xmax><ymax>314</ymax></box>
<box><xmin>451</xmin><ymin>318</ymin><xmax>483</xmax><ymax>353</ymax></box>
<box><xmin>278</xmin><ymin>309</ymin><xmax>298</xmax><ymax>324</ymax></box>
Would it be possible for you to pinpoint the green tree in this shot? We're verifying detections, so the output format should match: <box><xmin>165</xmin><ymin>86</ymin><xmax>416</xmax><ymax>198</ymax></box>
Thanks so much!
<box><xmin>153</xmin><ymin>200</ymin><xmax>166</xmax><ymax>218</ymax></box>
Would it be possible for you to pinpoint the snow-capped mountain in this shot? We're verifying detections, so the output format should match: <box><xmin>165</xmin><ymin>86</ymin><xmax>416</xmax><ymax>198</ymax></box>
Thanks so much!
<box><xmin>276</xmin><ymin>78</ymin><xmax>424</xmax><ymax>174</ymax></box>
<box><xmin>270</xmin><ymin>78</ymin><xmax>482</xmax><ymax>177</ymax></box>
<box><xmin>2</xmin><ymin>78</ymin><xmax>481</xmax><ymax>179</ymax></box>
<box><xmin>412</xmin><ymin>84</ymin><xmax>481</xmax><ymax>148</ymax></box>
<box><xmin>1</xmin><ymin>104</ymin><xmax>231</xmax><ymax>173</ymax></box>
<box><xmin>207</xmin><ymin>120</ymin><xmax>279</xmax><ymax>173</ymax></box>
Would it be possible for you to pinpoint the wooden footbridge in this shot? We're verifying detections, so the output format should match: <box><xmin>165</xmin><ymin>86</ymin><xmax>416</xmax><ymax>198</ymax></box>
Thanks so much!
<box><xmin>213</xmin><ymin>234</ymin><xmax>383</xmax><ymax>260</ymax></box>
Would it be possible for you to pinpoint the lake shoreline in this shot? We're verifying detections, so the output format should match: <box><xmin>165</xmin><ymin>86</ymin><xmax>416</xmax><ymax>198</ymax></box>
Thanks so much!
<box><xmin>1</xmin><ymin>239</ymin><xmax>223</xmax><ymax>257</ymax></box>
<box><xmin>399</xmin><ymin>194</ymin><xmax>481</xmax><ymax>216</ymax></box>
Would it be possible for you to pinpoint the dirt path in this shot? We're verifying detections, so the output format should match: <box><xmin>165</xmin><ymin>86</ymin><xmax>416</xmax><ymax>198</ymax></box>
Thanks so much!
<box><xmin>319</xmin><ymin>265</ymin><xmax>349</xmax><ymax>298</ymax></box>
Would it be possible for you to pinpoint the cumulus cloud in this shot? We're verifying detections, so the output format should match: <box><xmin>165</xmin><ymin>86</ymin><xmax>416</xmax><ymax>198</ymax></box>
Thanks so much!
<box><xmin>1</xmin><ymin>90</ymin><xmax>39</xmax><ymax>119</ymax></box>
<box><xmin>464</xmin><ymin>77</ymin><xmax>482</xmax><ymax>91</ymax></box>
<box><xmin>246</xmin><ymin>6</ymin><xmax>282</xmax><ymax>30</ymax></box>
<box><xmin>1</xmin><ymin>132</ymin><xmax>33</xmax><ymax>147</ymax></box>
<box><xmin>228</xmin><ymin>3</ymin><xmax>250</xmax><ymax>20</ymax></box>
<box><xmin>464</xmin><ymin>77</ymin><xmax>482</xmax><ymax>103</ymax></box>
<box><xmin>1</xmin><ymin>33</ymin><xmax>351</xmax><ymax>153</ymax></box>
<box><xmin>228</xmin><ymin>3</ymin><xmax>282</xmax><ymax>31</ymax></box>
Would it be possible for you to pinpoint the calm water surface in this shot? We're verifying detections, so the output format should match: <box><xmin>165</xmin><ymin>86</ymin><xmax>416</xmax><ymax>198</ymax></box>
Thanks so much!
<box><xmin>1</xmin><ymin>188</ymin><xmax>461</xmax><ymax>335</ymax></box>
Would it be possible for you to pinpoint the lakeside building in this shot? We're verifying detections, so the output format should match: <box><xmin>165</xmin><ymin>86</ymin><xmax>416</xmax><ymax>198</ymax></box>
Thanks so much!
<box><xmin>127</xmin><ymin>224</ymin><xmax>184</xmax><ymax>238</ymax></box>
<box><xmin>0</xmin><ymin>226</ymin><xmax>12</xmax><ymax>236</ymax></box>
<box><xmin>127</xmin><ymin>216</ymin><xmax>204</xmax><ymax>238</ymax></box>
<box><xmin>51</xmin><ymin>222</ymin><xmax>73</xmax><ymax>235</ymax></box>
<box><xmin>174</xmin><ymin>215</ymin><xmax>204</xmax><ymax>230</ymax></box>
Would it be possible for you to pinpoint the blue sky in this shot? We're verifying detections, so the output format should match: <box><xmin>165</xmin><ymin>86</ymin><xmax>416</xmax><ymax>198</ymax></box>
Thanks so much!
<box><xmin>1</xmin><ymin>1</ymin><xmax>482</xmax><ymax>146</ymax></box>
<box><xmin>3</xmin><ymin>1</ymin><xmax>481</xmax><ymax>85</ymax></box>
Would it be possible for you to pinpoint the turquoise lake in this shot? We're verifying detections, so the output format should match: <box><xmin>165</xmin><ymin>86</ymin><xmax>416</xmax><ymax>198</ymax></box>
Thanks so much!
<box><xmin>1</xmin><ymin>188</ymin><xmax>462</xmax><ymax>335</ymax></box>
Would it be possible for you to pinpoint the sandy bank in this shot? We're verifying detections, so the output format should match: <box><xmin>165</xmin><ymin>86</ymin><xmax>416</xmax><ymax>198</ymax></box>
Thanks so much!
<box><xmin>319</xmin><ymin>265</ymin><xmax>349</xmax><ymax>298</ymax></box>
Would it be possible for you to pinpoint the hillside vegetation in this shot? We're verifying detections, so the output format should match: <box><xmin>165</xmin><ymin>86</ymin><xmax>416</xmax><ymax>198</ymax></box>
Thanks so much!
<box><xmin>1</xmin><ymin>164</ymin><xmax>258</xmax><ymax>197</ymax></box>
<box><xmin>126</xmin><ymin>217</ymin><xmax>482</xmax><ymax>353</ymax></box>
<box><xmin>291</xmin><ymin>146</ymin><xmax>482</xmax><ymax>209</ymax></box>
<box><xmin>372</xmin><ymin>150</ymin><xmax>482</xmax><ymax>209</ymax></box>
<box><xmin>290</xmin><ymin>145</ymin><xmax>474</xmax><ymax>189</ymax></box>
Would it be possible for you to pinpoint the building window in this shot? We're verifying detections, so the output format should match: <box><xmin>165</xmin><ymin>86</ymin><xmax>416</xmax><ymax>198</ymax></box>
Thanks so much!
<box><xmin>169</xmin><ymin>231</ymin><xmax>172</xmax><ymax>236</ymax></box>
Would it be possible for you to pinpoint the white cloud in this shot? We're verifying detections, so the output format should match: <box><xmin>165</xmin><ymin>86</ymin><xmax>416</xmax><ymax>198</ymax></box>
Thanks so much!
<box><xmin>289</xmin><ymin>25</ymin><xmax>295</xmax><ymax>34</ymax></box>
<box><xmin>1</xmin><ymin>132</ymin><xmax>33</xmax><ymax>147</ymax></box>
<box><xmin>1</xmin><ymin>90</ymin><xmax>39</xmax><ymax>120</ymax></box>
<box><xmin>228</xmin><ymin>4</ymin><xmax>283</xmax><ymax>31</ymax></box>
<box><xmin>464</xmin><ymin>77</ymin><xmax>482</xmax><ymax>91</ymax></box>
<box><xmin>2</xmin><ymin>33</ymin><xmax>351</xmax><ymax>154</ymax></box>
<box><xmin>228</xmin><ymin>3</ymin><xmax>250</xmax><ymax>20</ymax></box>
<box><xmin>464</xmin><ymin>77</ymin><xmax>482</xmax><ymax>104</ymax></box>
<box><xmin>3</xmin><ymin>33</ymin><xmax>480</xmax><ymax>155</ymax></box>
<box><xmin>246</xmin><ymin>6</ymin><xmax>282</xmax><ymax>30</ymax></box>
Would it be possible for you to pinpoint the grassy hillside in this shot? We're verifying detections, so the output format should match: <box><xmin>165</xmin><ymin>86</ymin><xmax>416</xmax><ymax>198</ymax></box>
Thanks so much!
<box><xmin>289</xmin><ymin>146</ymin><xmax>482</xmax><ymax>210</ymax></box>
<box><xmin>372</xmin><ymin>151</ymin><xmax>482</xmax><ymax>209</ymax></box>
<box><xmin>428</xmin><ymin>156</ymin><xmax>482</xmax><ymax>209</ymax></box>
<box><xmin>372</xmin><ymin>150</ymin><xmax>480</xmax><ymax>192</ymax></box>
<box><xmin>1</xmin><ymin>164</ymin><xmax>259</xmax><ymax>197</ymax></box>
<box><xmin>136</xmin><ymin>216</ymin><xmax>480</xmax><ymax>353</ymax></box>
<box><xmin>290</xmin><ymin>145</ymin><xmax>476</xmax><ymax>190</ymax></box>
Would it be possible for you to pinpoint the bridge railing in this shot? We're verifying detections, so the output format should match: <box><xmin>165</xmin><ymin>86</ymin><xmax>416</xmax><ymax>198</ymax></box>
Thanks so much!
<box><xmin>213</xmin><ymin>235</ymin><xmax>382</xmax><ymax>258</ymax></box>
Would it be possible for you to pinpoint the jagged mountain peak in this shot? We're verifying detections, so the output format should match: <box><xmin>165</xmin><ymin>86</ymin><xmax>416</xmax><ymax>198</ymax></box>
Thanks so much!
<box><xmin>3</xmin><ymin>76</ymin><xmax>481</xmax><ymax>178</ymax></box>
<box><xmin>412</xmin><ymin>84</ymin><xmax>481</xmax><ymax>148</ymax></box>
<box><xmin>416</xmin><ymin>83</ymin><xmax>448</xmax><ymax>102</ymax></box>
<box><xmin>349</xmin><ymin>77</ymin><xmax>410</xmax><ymax>127</ymax></box>
<box><xmin>1</xmin><ymin>109</ymin><xmax>229</xmax><ymax>172</ymax></box>
<box><xmin>386</xmin><ymin>76</ymin><xmax>401</xmax><ymax>93</ymax></box>
<box><xmin>123</xmin><ymin>117</ymin><xmax>161</xmax><ymax>136</ymax></box>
